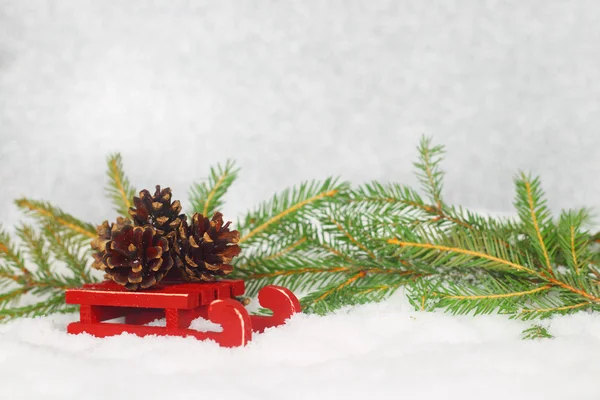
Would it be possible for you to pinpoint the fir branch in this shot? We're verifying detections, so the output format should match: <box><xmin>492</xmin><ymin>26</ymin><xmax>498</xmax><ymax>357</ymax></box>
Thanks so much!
<box><xmin>0</xmin><ymin>227</ymin><xmax>29</xmax><ymax>275</ymax></box>
<box><xmin>0</xmin><ymin>295</ymin><xmax>75</xmax><ymax>321</ymax></box>
<box><xmin>327</xmin><ymin>216</ymin><xmax>377</xmax><ymax>260</ymax></box>
<box><xmin>445</xmin><ymin>285</ymin><xmax>552</xmax><ymax>300</ymax></box>
<box><xmin>42</xmin><ymin>223</ymin><xmax>91</xmax><ymax>282</ymax></box>
<box><xmin>311</xmin><ymin>270</ymin><xmax>367</xmax><ymax>303</ymax></box>
<box><xmin>234</xmin><ymin>221</ymin><xmax>316</xmax><ymax>272</ymax></box>
<box><xmin>0</xmin><ymin>287</ymin><xmax>30</xmax><ymax>306</ymax></box>
<box><xmin>16</xmin><ymin>224</ymin><xmax>51</xmax><ymax>276</ymax></box>
<box><xmin>408</xmin><ymin>276</ymin><xmax>555</xmax><ymax>317</ymax></box>
<box><xmin>386</xmin><ymin>164</ymin><xmax>600</xmax><ymax>320</ymax></box>
<box><xmin>521</xmin><ymin>324</ymin><xmax>554</xmax><ymax>340</ymax></box>
<box><xmin>106</xmin><ymin>153</ymin><xmax>136</xmax><ymax>218</ymax></box>
<box><xmin>348</xmin><ymin>182</ymin><xmax>472</xmax><ymax>229</ymax></box>
<box><xmin>189</xmin><ymin>160</ymin><xmax>239</xmax><ymax>217</ymax></box>
<box><xmin>391</xmin><ymin>232</ymin><xmax>600</xmax><ymax>317</ymax></box>
<box><xmin>415</xmin><ymin>136</ymin><xmax>445</xmax><ymax>209</ymax></box>
<box><xmin>514</xmin><ymin>174</ymin><xmax>555</xmax><ymax>275</ymax></box>
<box><xmin>236</xmin><ymin>237</ymin><xmax>308</xmax><ymax>270</ymax></box>
<box><xmin>388</xmin><ymin>238</ymin><xmax>537</xmax><ymax>275</ymax></box>
<box><xmin>321</xmin><ymin>242</ymin><xmax>354</xmax><ymax>263</ymax></box>
<box><xmin>0</xmin><ymin>223</ymin><xmax>97</xmax><ymax>321</ymax></box>
<box><xmin>519</xmin><ymin>302</ymin><xmax>592</xmax><ymax>319</ymax></box>
<box><xmin>301</xmin><ymin>271</ymin><xmax>418</xmax><ymax>314</ymax></box>
<box><xmin>556</xmin><ymin>209</ymin><xmax>591</xmax><ymax>276</ymax></box>
<box><xmin>237</xmin><ymin>256</ymin><xmax>351</xmax><ymax>297</ymax></box>
<box><xmin>238</xmin><ymin>178</ymin><xmax>348</xmax><ymax>244</ymax></box>
<box><xmin>15</xmin><ymin>199</ymin><xmax>96</xmax><ymax>239</ymax></box>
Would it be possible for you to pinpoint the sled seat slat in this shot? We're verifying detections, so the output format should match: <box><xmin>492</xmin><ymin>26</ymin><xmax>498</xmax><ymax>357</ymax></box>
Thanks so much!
<box><xmin>65</xmin><ymin>280</ymin><xmax>244</xmax><ymax>309</ymax></box>
<box><xmin>66</xmin><ymin>289</ymin><xmax>197</xmax><ymax>309</ymax></box>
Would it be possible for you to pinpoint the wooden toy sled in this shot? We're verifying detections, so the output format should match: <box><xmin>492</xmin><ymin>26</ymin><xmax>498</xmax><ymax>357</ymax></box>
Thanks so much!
<box><xmin>65</xmin><ymin>280</ymin><xmax>301</xmax><ymax>347</ymax></box>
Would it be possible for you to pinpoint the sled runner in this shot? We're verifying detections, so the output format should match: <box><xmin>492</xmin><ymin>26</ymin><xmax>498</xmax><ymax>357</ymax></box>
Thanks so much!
<box><xmin>65</xmin><ymin>280</ymin><xmax>301</xmax><ymax>347</ymax></box>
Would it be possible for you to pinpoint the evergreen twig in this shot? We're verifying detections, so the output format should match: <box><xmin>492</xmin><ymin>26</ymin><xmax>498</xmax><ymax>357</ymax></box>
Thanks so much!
<box><xmin>0</xmin><ymin>224</ymin><xmax>97</xmax><ymax>321</ymax></box>
<box><xmin>188</xmin><ymin>160</ymin><xmax>239</xmax><ymax>217</ymax></box>
<box><xmin>14</xmin><ymin>199</ymin><xmax>96</xmax><ymax>239</ymax></box>
<box><xmin>521</xmin><ymin>324</ymin><xmax>554</xmax><ymax>340</ymax></box>
<box><xmin>106</xmin><ymin>153</ymin><xmax>136</xmax><ymax>218</ymax></box>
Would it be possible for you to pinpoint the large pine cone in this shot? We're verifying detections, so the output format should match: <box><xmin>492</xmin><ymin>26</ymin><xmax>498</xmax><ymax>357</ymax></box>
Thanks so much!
<box><xmin>173</xmin><ymin>212</ymin><xmax>241</xmax><ymax>281</ymax></box>
<box><xmin>128</xmin><ymin>186</ymin><xmax>184</xmax><ymax>235</ymax></box>
<box><xmin>99</xmin><ymin>225</ymin><xmax>174</xmax><ymax>290</ymax></box>
<box><xmin>91</xmin><ymin>217</ymin><xmax>130</xmax><ymax>270</ymax></box>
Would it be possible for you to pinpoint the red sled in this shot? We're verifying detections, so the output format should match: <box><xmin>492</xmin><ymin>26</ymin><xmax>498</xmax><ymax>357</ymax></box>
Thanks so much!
<box><xmin>65</xmin><ymin>280</ymin><xmax>301</xmax><ymax>347</ymax></box>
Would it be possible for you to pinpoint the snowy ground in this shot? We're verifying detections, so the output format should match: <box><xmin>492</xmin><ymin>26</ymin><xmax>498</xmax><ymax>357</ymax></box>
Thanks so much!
<box><xmin>1</xmin><ymin>292</ymin><xmax>600</xmax><ymax>400</ymax></box>
<box><xmin>2</xmin><ymin>2</ymin><xmax>600</xmax><ymax>399</ymax></box>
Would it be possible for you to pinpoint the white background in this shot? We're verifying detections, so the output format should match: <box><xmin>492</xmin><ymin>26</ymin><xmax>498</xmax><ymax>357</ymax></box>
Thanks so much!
<box><xmin>1</xmin><ymin>1</ymin><xmax>599</xmax><ymax>230</ymax></box>
<box><xmin>2</xmin><ymin>3</ymin><xmax>600</xmax><ymax>399</ymax></box>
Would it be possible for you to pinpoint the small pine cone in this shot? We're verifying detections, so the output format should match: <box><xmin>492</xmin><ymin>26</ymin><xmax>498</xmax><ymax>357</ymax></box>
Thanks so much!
<box><xmin>174</xmin><ymin>212</ymin><xmax>241</xmax><ymax>281</ymax></box>
<box><xmin>128</xmin><ymin>186</ymin><xmax>184</xmax><ymax>235</ymax></box>
<box><xmin>90</xmin><ymin>217</ymin><xmax>130</xmax><ymax>270</ymax></box>
<box><xmin>100</xmin><ymin>225</ymin><xmax>174</xmax><ymax>290</ymax></box>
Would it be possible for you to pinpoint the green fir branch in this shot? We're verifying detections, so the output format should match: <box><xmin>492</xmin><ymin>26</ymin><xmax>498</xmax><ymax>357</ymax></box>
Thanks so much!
<box><xmin>237</xmin><ymin>178</ymin><xmax>349</xmax><ymax>245</ymax></box>
<box><xmin>14</xmin><ymin>198</ymin><xmax>96</xmax><ymax>240</ymax></box>
<box><xmin>521</xmin><ymin>324</ymin><xmax>554</xmax><ymax>340</ymax></box>
<box><xmin>301</xmin><ymin>271</ymin><xmax>417</xmax><ymax>314</ymax></box>
<box><xmin>189</xmin><ymin>160</ymin><xmax>239</xmax><ymax>217</ymax></box>
<box><xmin>0</xmin><ymin>295</ymin><xmax>77</xmax><ymax>322</ymax></box>
<box><xmin>16</xmin><ymin>224</ymin><xmax>51</xmax><ymax>277</ymax></box>
<box><xmin>415</xmin><ymin>136</ymin><xmax>445</xmax><ymax>209</ymax></box>
<box><xmin>514</xmin><ymin>174</ymin><xmax>556</xmax><ymax>276</ymax></box>
<box><xmin>106</xmin><ymin>153</ymin><xmax>137</xmax><ymax>218</ymax></box>
<box><xmin>408</xmin><ymin>276</ymin><xmax>553</xmax><ymax>317</ymax></box>
<box><xmin>556</xmin><ymin>209</ymin><xmax>593</xmax><ymax>276</ymax></box>
<box><xmin>0</xmin><ymin>223</ymin><xmax>97</xmax><ymax>321</ymax></box>
<box><xmin>42</xmin><ymin>223</ymin><xmax>93</xmax><ymax>282</ymax></box>
<box><xmin>233</xmin><ymin>223</ymin><xmax>314</xmax><ymax>271</ymax></box>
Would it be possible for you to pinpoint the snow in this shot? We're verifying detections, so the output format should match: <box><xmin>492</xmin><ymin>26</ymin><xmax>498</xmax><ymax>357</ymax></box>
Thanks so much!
<box><xmin>2</xmin><ymin>1</ymin><xmax>600</xmax><ymax>399</ymax></box>
<box><xmin>1</xmin><ymin>293</ymin><xmax>600</xmax><ymax>399</ymax></box>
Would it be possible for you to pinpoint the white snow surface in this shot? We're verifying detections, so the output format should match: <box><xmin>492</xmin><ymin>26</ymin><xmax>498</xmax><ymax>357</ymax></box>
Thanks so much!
<box><xmin>2</xmin><ymin>2</ymin><xmax>600</xmax><ymax>399</ymax></box>
<box><xmin>1</xmin><ymin>293</ymin><xmax>600</xmax><ymax>400</ymax></box>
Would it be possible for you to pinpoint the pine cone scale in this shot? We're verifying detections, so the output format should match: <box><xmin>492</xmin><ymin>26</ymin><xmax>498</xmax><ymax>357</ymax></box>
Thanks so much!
<box><xmin>106</xmin><ymin>254</ymin><xmax>129</xmax><ymax>268</ymax></box>
<box><xmin>219</xmin><ymin>264</ymin><xmax>234</xmax><ymax>274</ymax></box>
<box><xmin>145</xmin><ymin>246</ymin><xmax>163</xmax><ymax>260</ymax></box>
<box><xmin>148</xmin><ymin>257</ymin><xmax>163</xmax><ymax>271</ymax></box>
<box><xmin>128</xmin><ymin>270</ymin><xmax>143</xmax><ymax>284</ymax></box>
<box><xmin>141</xmin><ymin>276</ymin><xmax>156</xmax><ymax>289</ymax></box>
<box><xmin>185</xmin><ymin>255</ymin><xmax>198</xmax><ymax>268</ymax></box>
<box><xmin>204</xmin><ymin>263</ymin><xmax>220</xmax><ymax>271</ymax></box>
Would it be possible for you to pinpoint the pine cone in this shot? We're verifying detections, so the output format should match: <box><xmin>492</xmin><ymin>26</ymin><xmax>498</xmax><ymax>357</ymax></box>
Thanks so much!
<box><xmin>91</xmin><ymin>217</ymin><xmax>130</xmax><ymax>270</ymax></box>
<box><xmin>128</xmin><ymin>186</ymin><xmax>184</xmax><ymax>235</ymax></box>
<box><xmin>173</xmin><ymin>212</ymin><xmax>241</xmax><ymax>281</ymax></box>
<box><xmin>99</xmin><ymin>225</ymin><xmax>174</xmax><ymax>290</ymax></box>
